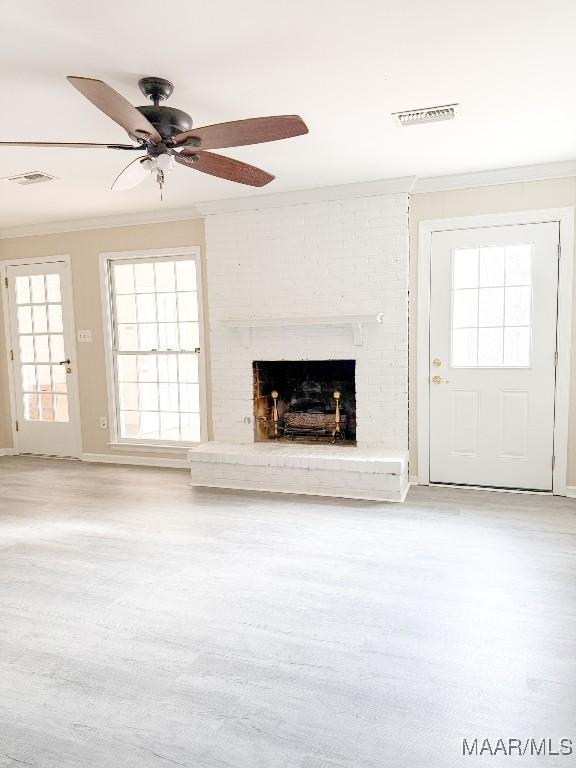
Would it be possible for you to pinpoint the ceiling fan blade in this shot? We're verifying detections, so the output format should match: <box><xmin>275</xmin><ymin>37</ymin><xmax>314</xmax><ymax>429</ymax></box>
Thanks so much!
<box><xmin>176</xmin><ymin>151</ymin><xmax>274</xmax><ymax>187</ymax></box>
<box><xmin>0</xmin><ymin>141</ymin><xmax>140</xmax><ymax>149</ymax></box>
<box><xmin>68</xmin><ymin>76</ymin><xmax>162</xmax><ymax>144</ymax></box>
<box><xmin>111</xmin><ymin>156</ymin><xmax>151</xmax><ymax>191</ymax></box>
<box><xmin>173</xmin><ymin>116</ymin><xmax>308</xmax><ymax>151</ymax></box>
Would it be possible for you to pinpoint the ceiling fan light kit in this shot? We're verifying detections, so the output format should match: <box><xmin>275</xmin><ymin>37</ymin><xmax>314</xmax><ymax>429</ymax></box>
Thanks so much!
<box><xmin>1</xmin><ymin>75</ymin><xmax>309</xmax><ymax>197</ymax></box>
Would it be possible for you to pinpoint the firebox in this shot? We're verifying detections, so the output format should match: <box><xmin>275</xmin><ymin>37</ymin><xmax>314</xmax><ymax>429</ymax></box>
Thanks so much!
<box><xmin>253</xmin><ymin>360</ymin><xmax>356</xmax><ymax>445</ymax></box>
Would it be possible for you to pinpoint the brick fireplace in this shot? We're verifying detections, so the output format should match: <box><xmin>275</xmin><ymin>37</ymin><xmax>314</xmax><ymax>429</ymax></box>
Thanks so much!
<box><xmin>188</xmin><ymin>187</ymin><xmax>410</xmax><ymax>501</ymax></box>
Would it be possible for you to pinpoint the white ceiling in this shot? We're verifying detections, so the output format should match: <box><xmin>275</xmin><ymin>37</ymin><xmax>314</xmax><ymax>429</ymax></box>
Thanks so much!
<box><xmin>2</xmin><ymin>0</ymin><xmax>576</xmax><ymax>229</ymax></box>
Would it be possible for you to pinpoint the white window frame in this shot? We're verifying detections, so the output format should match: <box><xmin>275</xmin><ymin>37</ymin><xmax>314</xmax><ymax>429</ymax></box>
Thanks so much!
<box><xmin>99</xmin><ymin>247</ymin><xmax>208</xmax><ymax>450</ymax></box>
<box><xmin>416</xmin><ymin>208</ymin><xmax>574</xmax><ymax>496</ymax></box>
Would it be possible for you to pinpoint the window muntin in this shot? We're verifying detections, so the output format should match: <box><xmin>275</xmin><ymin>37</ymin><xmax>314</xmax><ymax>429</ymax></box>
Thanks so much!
<box><xmin>451</xmin><ymin>245</ymin><xmax>532</xmax><ymax>367</ymax></box>
<box><xmin>15</xmin><ymin>273</ymin><xmax>69</xmax><ymax>423</ymax></box>
<box><xmin>109</xmin><ymin>257</ymin><xmax>201</xmax><ymax>443</ymax></box>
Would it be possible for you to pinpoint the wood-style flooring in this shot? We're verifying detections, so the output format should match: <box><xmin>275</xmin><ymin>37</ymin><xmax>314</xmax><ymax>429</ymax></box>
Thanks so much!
<box><xmin>1</xmin><ymin>456</ymin><xmax>575</xmax><ymax>768</ymax></box>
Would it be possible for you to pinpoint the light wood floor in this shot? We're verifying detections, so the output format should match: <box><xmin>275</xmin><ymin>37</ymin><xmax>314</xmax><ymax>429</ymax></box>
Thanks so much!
<box><xmin>1</xmin><ymin>456</ymin><xmax>575</xmax><ymax>768</ymax></box>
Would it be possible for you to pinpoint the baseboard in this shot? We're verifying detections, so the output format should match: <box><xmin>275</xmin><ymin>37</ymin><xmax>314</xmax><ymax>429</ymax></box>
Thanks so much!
<box><xmin>81</xmin><ymin>453</ymin><xmax>189</xmax><ymax>469</ymax></box>
<box><xmin>565</xmin><ymin>486</ymin><xmax>576</xmax><ymax>499</ymax></box>
<box><xmin>0</xmin><ymin>448</ymin><xmax>16</xmax><ymax>456</ymax></box>
<box><xmin>409</xmin><ymin>475</ymin><xmax>418</xmax><ymax>486</ymax></box>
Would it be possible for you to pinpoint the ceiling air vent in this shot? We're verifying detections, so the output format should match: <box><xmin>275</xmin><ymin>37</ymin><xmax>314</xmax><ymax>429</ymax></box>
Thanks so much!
<box><xmin>392</xmin><ymin>104</ymin><xmax>459</xmax><ymax>127</ymax></box>
<box><xmin>3</xmin><ymin>171</ymin><xmax>57</xmax><ymax>186</ymax></box>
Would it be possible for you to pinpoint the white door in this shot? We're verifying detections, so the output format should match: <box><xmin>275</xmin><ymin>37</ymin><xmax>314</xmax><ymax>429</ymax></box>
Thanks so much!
<box><xmin>5</xmin><ymin>260</ymin><xmax>80</xmax><ymax>457</ymax></box>
<box><xmin>429</xmin><ymin>222</ymin><xmax>559</xmax><ymax>490</ymax></box>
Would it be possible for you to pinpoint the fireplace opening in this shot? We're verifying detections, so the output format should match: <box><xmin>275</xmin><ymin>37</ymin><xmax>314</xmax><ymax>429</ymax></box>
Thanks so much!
<box><xmin>253</xmin><ymin>360</ymin><xmax>356</xmax><ymax>445</ymax></box>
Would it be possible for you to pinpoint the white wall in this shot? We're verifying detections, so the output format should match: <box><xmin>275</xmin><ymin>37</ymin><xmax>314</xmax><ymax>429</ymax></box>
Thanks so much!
<box><xmin>205</xmin><ymin>193</ymin><xmax>409</xmax><ymax>449</ymax></box>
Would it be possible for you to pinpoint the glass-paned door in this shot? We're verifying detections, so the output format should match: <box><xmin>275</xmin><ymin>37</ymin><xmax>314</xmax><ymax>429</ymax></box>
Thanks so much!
<box><xmin>6</xmin><ymin>261</ymin><xmax>80</xmax><ymax>456</ymax></box>
<box><xmin>429</xmin><ymin>222</ymin><xmax>559</xmax><ymax>490</ymax></box>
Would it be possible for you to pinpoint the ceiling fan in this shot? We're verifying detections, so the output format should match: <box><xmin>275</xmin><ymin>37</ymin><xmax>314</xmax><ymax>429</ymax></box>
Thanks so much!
<box><xmin>0</xmin><ymin>76</ymin><xmax>308</xmax><ymax>196</ymax></box>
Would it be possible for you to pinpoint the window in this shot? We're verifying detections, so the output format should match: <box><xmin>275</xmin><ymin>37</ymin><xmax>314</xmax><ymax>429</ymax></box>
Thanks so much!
<box><xmin>15</xmin><ymin>272</ymin><xmax>69</xmax><ymax>422</ymax></box>
<box><xmin>451</xmin><ymin>244</ymin><xmax>532</xmax><ymax>367</ymax></box>
<box><xmin>106</xmin><ymin>252</ymin><xmax>202</xmax><ymax>443</ymax></box>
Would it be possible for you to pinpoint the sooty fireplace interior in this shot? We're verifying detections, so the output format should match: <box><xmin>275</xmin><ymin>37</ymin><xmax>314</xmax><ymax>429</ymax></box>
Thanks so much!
<box><xmin>253</xmin><ymin>360</ymin><xmax>356</xmax><ymax>445</ymax></box>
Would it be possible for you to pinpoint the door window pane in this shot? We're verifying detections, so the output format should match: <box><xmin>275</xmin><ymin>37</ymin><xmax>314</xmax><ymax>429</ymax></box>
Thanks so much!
<box><xmin>21</xmin><ymin>365</ymin><xmax>37</xmax><ymax>392</ymax></box>
<box><xmin>24</xmin><ymin>393</ymin><xmax>39</xmax><ymax>421</ymax></box>
<box><xmin>15</xmin><ymin>276</ymin><xmax>31</xmax><ymax>304</ymax></box>
<box><xmin>36</xmin><ymin>364</ymin><xmax>51</xmax><ymax>391</ymax></box>
<box><xmin>45</xmin><ymin>274</ymin><xmax>61</xmax><ymax>302</ymax></box>
<box><xmin>478</xmin><ymin>328</ymin><xmax>504</xmax><ymax>366</ymax></box>
<box><xmin>35</xmin><ymin>335</ymin><xmax>50</xmax><ymax>363</ymax></box>
<box><xmin>453</xmin><ymin>249</ymin><xmax>478</xmax><ymax>288</ymax></box>
<box><xmin>51</xmin><ymin>365</ymin><xmax>67</xmax><ymax>393</ymax></box>
<box><xmin>14</xmin><ymin>270</ymin><xmax>69</xmax><ymax>422</ymax></box>
<box><xmin>49</xmin><ymin>335</ymin><xmax>65</xmax><ymax>363</ymax></box>
<box><xmin>452</xmin><ymin>289</ymin><xmax>478</xmax><ymax>328</ymax></box>
<box><xmin>18</xmin><ymin>306</ymin><xmax>33</xmax><ymax>333</ymax></box>
<box><xmin>504</xmin><ymin>287</ymin><xmax>531</xmax><ymax>326</ymax></box>
<box><xmin>20</xmin><ymin>336</ymin><xmax>35</xmax><ymax>363</ymax></box>
<box><xmin>54</xmin><ymin>395</ymin><xmax>69</xmax><ymax>422</ymax></box>
<box><xmin>451</xmin><ymin>243</ymin><xmax>533</xmax><ymax>367</ymax></box>
<box><xmin>48</xmin><ymin>305</ymin><xmax>63</xmax><ymax>333</ymax></box>
<box><xmin>505</xmin><ymin>246</ymin><xmax>531</xmax><ymax>285</ymax></box>
<box><xmin>479</xmin><ymin>247</ymin><xmax>505</xmax><ymax>287</ymax></box>
<box><xmin>478</xmin><ymin>287</ymin><xmax>504</xmax><ymax>327</ymax></box>
<box><xmin>30</xmin><ymin>275</ymin><xmax>45</xmax><ymax>303</ymax></box>
<box><xmin>110</xmin><ymin>256</ymin><xmax>202</xmax><ymax>441</ymax></box>
<box><xmin>33</xmin><ymin>305</ymin><xmax>48</xmax><ymax>333</ymax></box>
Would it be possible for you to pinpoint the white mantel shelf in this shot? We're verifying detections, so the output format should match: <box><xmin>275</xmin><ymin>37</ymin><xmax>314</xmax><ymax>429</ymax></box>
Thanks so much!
<box><xmin>215</xmin><ymin>314</ymin><xmax>391</xmax><ymax>346</ymax></box>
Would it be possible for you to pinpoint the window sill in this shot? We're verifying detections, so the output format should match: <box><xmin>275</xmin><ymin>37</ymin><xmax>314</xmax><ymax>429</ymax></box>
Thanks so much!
<box><xmin>108</xmin><ymin>441</ymin><xmax>198</xmax><ymax>455</ymax></box>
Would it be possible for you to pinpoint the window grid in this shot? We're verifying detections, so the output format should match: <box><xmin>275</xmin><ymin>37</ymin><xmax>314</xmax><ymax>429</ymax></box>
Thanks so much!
<box><xmin>451</xmin><ymin>245</ymin><xmax>532</xmax><ymax>368</ymax></box>
<box><xmin>110</xmin><ymin>257</ymin><xmax>201</xmax><ymax>443</ymax></box>
<box><xmin>14</xmin><ymin>273</ymin><xmax>69</xmax><ymax>423</ymax></box>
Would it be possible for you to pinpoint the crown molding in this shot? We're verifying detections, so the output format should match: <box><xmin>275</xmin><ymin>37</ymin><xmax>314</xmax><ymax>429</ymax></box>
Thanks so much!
<box><xmin>0</xmin><ymin>205</ymin><xmax>205</xmax><ymax>240</ymax></box>
<box><xmin>2</xmin><ymin>159</ymin><xmax>576</xmax><ymax>238</ymax></box>
<box><xmin>413</xmin><ymin>159</ymin><xmax>576</xmax><ymax>193</ymax></box>
<box><xmin>0</xmin><ymin>177</ymin><xmax>414</xmax><ymax>239</ymax></box>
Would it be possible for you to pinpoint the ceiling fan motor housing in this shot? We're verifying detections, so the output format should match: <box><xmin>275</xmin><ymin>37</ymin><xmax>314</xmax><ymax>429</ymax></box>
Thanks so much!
<box><xmin>136</xmin><ymin>105</ymin><xmax>193</xmax><ymax>141</ymax></box>
<box><xmin>137</xmin><ymin>77</ymin><xmax>193</xmax><ymax>142</ymax></box>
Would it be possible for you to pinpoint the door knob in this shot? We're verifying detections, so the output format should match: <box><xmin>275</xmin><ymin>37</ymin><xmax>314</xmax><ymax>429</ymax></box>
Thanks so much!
<box><xmin>58</xmin><ymin>359</ymin><xmax>71</xmax><ymax>365</ymax></box>
<box><xmin>432</xmin><ymin>375</ymin><xmax>442</xmax><ymax>384</ymax></box>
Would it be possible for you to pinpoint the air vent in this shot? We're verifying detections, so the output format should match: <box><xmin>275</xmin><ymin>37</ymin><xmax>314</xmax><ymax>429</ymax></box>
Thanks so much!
<box><xmin>2</xmin><ymin>171</ymin><xmax>57</xmax><ymax>186</ymax></box>
<box><xmin>392</xmin><ymin>104</ymin><xmax>459</xmax><ymax>127</ymax></box>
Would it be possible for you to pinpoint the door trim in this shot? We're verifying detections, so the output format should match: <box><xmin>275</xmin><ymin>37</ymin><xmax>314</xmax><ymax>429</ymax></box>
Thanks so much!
<box><xmin>416</xmin><ymin>208</ymin><xmax>574</xmax><ymax>495</ymax></box>
<box><xmin>1</xmin><ymin>254</ymin><xmax>82</xmax><ymax>458</ymax></box>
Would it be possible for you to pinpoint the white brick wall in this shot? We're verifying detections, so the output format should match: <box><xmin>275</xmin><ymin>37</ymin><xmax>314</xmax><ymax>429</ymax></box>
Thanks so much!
<box><xmin>204</xmin><ymin>193</ymin><xmax>409</xmax><ymax>450</ymax></box>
